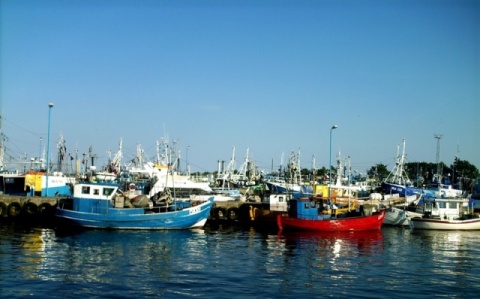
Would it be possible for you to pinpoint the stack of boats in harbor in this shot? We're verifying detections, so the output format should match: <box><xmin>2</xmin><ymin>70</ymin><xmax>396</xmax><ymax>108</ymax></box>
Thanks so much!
<box><xmin>376</xmin><ymin>139</ymin><xmax>478</xmax><ymax>230</ymax></box>
<box><xmin>1</xmin><ymin>134</ymin><xmax>479</xmax><ymax>232</ymax></box>
<box><xmin>262</xmin><ymin>150</ymin><xmax>313</xmax><ymax>199</ymax></box>
<box><xmin>374</xmin><ymin>140</ymin><xmax>424</xmax><ymax>226</ymax></box>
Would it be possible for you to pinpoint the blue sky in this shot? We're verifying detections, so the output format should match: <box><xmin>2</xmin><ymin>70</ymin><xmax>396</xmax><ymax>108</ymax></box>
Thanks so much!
<box><xmin>1</xmin><ymin>0</ymin><xmax>479</xmax><ymax>175</ymax></box>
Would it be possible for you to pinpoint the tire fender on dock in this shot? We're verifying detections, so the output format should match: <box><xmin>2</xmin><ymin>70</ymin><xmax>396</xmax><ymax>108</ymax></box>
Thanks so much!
<box><xmin>215</xmin><ymin>207</ymin><xmax>228</xmax><ymax>220</ymax></box>
<box><xmin>23</xmin><ymin>202</ymin><xmax>38</xmax><ymax>216</ymax></box>
<box><xmin>7</xmin><ymin>202</ymin><xmax>22</xmax><ymax>217</ymax></box>
<box><xmin>37</xmin><ymin>202</ymin><xmax>53</xmax><ymax>217</ymax></box>
<box><xmin>0</xmin><ymin>202</ymin><xmax>7</xmax><ymax>217</ymax></box>
<box><xmin>227</xmin><ymin>207</ymin><xmax>239</xmax><ymax>221</ymax></box>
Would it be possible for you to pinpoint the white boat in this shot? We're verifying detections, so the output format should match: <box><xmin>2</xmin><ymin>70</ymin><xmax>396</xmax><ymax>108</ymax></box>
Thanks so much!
<box><xmin>409</xmin><ymin>197</ymin><xmax>480</xmax><ymax>230</ymax></box>
<box><xmin>384</xmin><ymin>207</ymin><xmax>423</xmax><ymax>226</ymax></box>
<box><xmin>377</xmin><ymin>194</ymin><xmax>423</xmax><ymax>226</ymax></box>
<box><xmin>146</xmin><ymin>163</ymin><xmax>238</xmax><ymax>202</ymax></box>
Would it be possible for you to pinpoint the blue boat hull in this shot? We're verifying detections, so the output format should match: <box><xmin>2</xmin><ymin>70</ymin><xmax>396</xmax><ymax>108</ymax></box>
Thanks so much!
<box><xmin>56</xmin><ymin>198</ymin><xmax>213</xmax><ymax>230</ymax></box>
<box><xmin>382</xmin><ymin>182</ymin><xmax>421</xmax><ymax>197</ymax></box>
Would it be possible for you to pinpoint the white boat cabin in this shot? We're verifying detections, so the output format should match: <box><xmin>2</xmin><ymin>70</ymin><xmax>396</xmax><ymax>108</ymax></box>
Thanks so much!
<box><xmin>269</xmin><ymin>194</ymin><xmax>290</xmax><ymax>212</ymax></box>
<box><xmin>418</xmin><ymin>198</ymin><xmax>469</xmax><ymax>220</ymax></box>
<box><xmin>74</xmin><ymin>183</ymin><xmax>118</xmax><ymax>200</ymax></box>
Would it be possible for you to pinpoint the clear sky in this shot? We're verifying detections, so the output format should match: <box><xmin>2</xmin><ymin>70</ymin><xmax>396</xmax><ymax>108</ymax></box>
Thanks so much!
<box><xmin>1</xmin><ymin>0</ymin><xmax>479</xmax><ymax>175</ymax></box>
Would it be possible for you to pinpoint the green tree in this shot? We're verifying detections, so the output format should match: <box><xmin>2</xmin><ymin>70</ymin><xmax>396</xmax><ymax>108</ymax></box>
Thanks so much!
<box><xmin>451</xmin><ymin>158</ymin><xmax>479</xmax><ymax>191</ymax></box>
<box><xmin>367</xmin><ymin>163</ymin><xmax>389</xmax><ymax>182</ymax></box>
<box><xmin>404</xmin><ymin>162</ymin><xmax>438</xmax><ymax>186</ymax></box>
<box><xmin>405</xmin><ymin>159</ymin><xmax>479</xmax><ymax>190</ymax></box>
<box><xmin>301</xmin><ymin>168</ymin><xmax>311</xmax><ymax>176</ymax></box>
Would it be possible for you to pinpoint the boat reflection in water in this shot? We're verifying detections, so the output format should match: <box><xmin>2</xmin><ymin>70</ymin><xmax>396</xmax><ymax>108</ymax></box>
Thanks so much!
<box><xmin>18</xmin><ymin>228</ymin><xmax>49</xmax><ymax>280</ymax></box>
<box><xmin>277</xmin><ymin>229</ymin><xmax>384</xmax><ymax>258</ymax></box>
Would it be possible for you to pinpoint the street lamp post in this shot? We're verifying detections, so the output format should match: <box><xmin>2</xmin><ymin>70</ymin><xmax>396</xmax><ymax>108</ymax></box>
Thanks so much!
<box><xmin>45</xmin><ymin>103</ymin><xmax>54</xmax><ymax>197</ymax></box>
<box><xmin>186</xmin><ymin>146</ymin><xmax>190</xmax><ymax>177</ymax></box>
<box><xmin>329</xmin><ymin>125</ymin><xmax>338</xmax><ymax>200</ymax></box>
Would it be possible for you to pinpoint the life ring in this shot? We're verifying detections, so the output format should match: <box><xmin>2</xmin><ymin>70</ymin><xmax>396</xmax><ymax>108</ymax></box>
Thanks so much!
<box><xmin>129</xmin><ymin>183</ymin><xmax>137</xmax><ymax>191</ymax></box>
<box><xmin>7</xmin><ymin>202</ymin><xmax>22</xmax><ymax>217</ymax></box>
<box><xmin>227</xmin><ymin>207</ymin><xmax>239</xmax><ymax>221</ymax></box>
<box><xmin>37</xmin><ymin>202</ymin><xmax>53</xmax><ymax>217</ymax></box>
<box><xmin>215</xmin><ymin>207</ymin><xmax>227</xmax><ymax>220</ymax></box>
<box><xmin>0</xmin><ymin>202</ymin><xmax>7</xmax><ymax>217</ymax></box>
<box><xmin>23</xmin><ymin>202</ymin><xmax>38</xmax><ymax>216</ymax></box>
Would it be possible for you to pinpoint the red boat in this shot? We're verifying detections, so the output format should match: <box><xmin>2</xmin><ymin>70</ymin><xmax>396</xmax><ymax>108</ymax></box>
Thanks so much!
<box><xmin>277</xmin><ymin>197</ymin><xmax>386</xmax><ymax>232</ymax></box>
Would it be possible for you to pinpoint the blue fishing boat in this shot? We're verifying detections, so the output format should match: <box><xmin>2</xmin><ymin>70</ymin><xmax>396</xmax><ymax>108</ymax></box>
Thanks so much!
<box><xmin>381</xmin><ymin>139</ymin><xmax>421</xmax><ymax>197</ymax></box>
<box><xmin>55</xmin><ymin>182</ymin><xmax>214</xmax><ymax>229</ymax></box>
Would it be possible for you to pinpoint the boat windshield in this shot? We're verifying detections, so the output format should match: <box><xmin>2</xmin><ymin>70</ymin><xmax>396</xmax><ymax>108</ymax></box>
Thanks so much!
<box><xmin>103</xmin><ymin>188</ymin><xmax>114</xmax><ymax>196</ymax></box>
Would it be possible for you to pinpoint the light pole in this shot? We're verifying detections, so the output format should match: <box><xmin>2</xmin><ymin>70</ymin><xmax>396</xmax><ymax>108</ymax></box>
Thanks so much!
<box><xmin>329</xmin><ymin>125</ymin><xmax>338</xmax><ymax>200</ymax></box>
<box><xmin>186</xmin><ymin>146</ymin><xmax>190</xmax><ymax>176</ymax></box>
<box><xmin>45</xmin><ymin>102</ymin><xmax>54</xmax><ymax>196</ymax></box>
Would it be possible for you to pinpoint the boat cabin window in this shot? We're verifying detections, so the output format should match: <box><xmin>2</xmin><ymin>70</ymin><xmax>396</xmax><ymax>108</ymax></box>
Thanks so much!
<box><xmin>447</xmin><ymin>202</ymin><xmax>458</xmax><ymax>209</ymax></box>
<box><xmin>82</xmin><ymin>186</ymin><xmax>90</xmax><ymax>194</ymax></box>
<box><xmin>93</xmin><ymin>189</ymin><xmax>99</xmax><ymax>195</ymax></box>
<box><xmin>437</xmin><ymin>201</ymin><xmax>446</xmax><ymax>209</ymax></box>
<box><xmin>279</xmin><ymin>196</ymin><xmax>284</xmax><ymax>202</ymax></box>
<box><xmin>103</xmin><ymin>188</ymin><xmax>114</xmax><ymax>196</ymax></box>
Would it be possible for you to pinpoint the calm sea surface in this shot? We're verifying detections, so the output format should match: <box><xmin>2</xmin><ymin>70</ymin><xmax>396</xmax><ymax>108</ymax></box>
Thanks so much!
<box><xmin>1</xmin><ymin>220</ymin><xmax>479</xmax><ymax>299</ymax></box>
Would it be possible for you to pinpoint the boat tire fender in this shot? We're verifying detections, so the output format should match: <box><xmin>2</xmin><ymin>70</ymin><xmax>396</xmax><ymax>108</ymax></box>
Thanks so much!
<box><xmin>37</xmin><ymin>202</ymin><xmax>53</xmax><ymax>216</ymax></box>
<box><xmin>0</xmin><ymin>202</ymin><xmax>7</xmax><ymax>217</ymax></box>
<box><xmin>227</xmin><ymin>207</ymin><xmax>239</xmax><ymax>221</ymax></box>
<box><xmin>23</xmin><ymin>202</ymin><xmax>38</xmax><ymax>215</ymax></box>
<box><xmin>215</xmin><ymin>207</ymin><xmax>227</xmax><ymax>220</ymax></box>
<box><xmin>7</xmin><ymin>202</ymin><xmax>22</xmax><ymax>217</ymax></box>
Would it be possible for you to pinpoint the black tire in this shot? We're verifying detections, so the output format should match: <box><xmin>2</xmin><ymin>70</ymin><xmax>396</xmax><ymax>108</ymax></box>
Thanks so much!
<box><xmin>227</xmin><ymin>207</ymin><xmax>239</xmax><ymax>221</ymax></box>
<box><xmin>7</xmin><ymin>202</ymin><xmax>22</xmax><ymax>217</ymax></box>
<box><xmin>0</xmin><ymin>202</ymin><xmax>7</xmax><ymax>217</ymax></box>
<box><xmin>23</xmin><ymin>202</ymin><xmax>38</xmax><ymax>216</ymax></box>
<box><xmin>37</xmin><ymin>202</ymin><xmax>53</xmax><ymax>217</ymax></box>
<box><xmin>215</xmin><ymin>207</ymin><xmax>227</xmax><ymax>220</ymax></box>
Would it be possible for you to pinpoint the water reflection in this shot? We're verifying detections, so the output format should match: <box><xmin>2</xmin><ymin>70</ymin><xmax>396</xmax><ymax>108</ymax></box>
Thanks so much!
<box><xmin>278</xmin><ymin>229</ymin><xmax>384</xmax><ymax>257</ymax></box>
<box><xmin>2</xmin><ymin>222</ymin><xmax>480</xmax><ymax>298</ymax></box>
<box><xmin>16</xmin><ymin>228</ymin><xmax>51</xmax><ymax>280</ymax></box>
<box><xmin>410</xmin><ymin>229</ymin><xmax>478</xmax><ymax>278</ymax></box>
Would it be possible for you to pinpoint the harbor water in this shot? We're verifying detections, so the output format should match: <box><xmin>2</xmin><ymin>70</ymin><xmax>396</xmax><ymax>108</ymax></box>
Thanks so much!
<box><xmin>1</xmin><ymin>221</ymin><xmax>479</xmax><ymax>298</ymax></box>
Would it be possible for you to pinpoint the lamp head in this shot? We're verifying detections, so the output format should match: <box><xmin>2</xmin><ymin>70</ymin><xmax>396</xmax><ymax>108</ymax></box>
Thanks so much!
<box><xmin>48</xmin><ymin>103</ymin><xmax>54</xmax><ymax>108</ymax></box>
<box><xmin>331</xmin><ymin>125</ymin><xmax>338</xmax><ymax>130</ymax></box>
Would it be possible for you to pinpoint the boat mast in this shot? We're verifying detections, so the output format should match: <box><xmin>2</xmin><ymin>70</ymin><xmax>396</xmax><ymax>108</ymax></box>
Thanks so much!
<box><xmin>110</xmin><ymin>138</ymin><xmax>123</xmax><ymax>173</ymax></box>
<box><xmin>57</xmin><ymin>133</ymin><xmax>66</xmax><ymax>173</ymax></box>
<box><xmin>398</xmin><ymin>139</ymin><xmax>406</xmax><ymax>185</ymax></box>
<box><xmin>297</xmin><ymin>148</ymin><xmax>302</xmax><ymax>186</ymax></box>
<box><xmin>434</xmin><ymin>134</ymin><xmax>443</xmax><ymax>183</ymax></box>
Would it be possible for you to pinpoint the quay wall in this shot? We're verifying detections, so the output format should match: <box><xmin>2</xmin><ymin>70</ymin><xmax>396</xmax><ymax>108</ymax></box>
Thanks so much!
<box><xmin>0</xmin><ymin>195</ymin><xmax>279</xmax><ymax>226</ymax></box>
<box><xmin>209</xmin><ymin>201</ymin><xmax>276</xmax><ymax>224</ymax></box>
<box><xmin>0</xmin><ymin>195</ymin><xmax>60</xmax><ymax>219</ymax></box>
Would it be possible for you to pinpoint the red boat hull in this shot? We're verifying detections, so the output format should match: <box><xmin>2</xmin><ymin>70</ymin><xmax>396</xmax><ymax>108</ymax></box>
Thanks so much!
<box><xmin>277</xmin><ymin>209</ymin><xmax>386</xmax><ymax>232</ymax></box>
